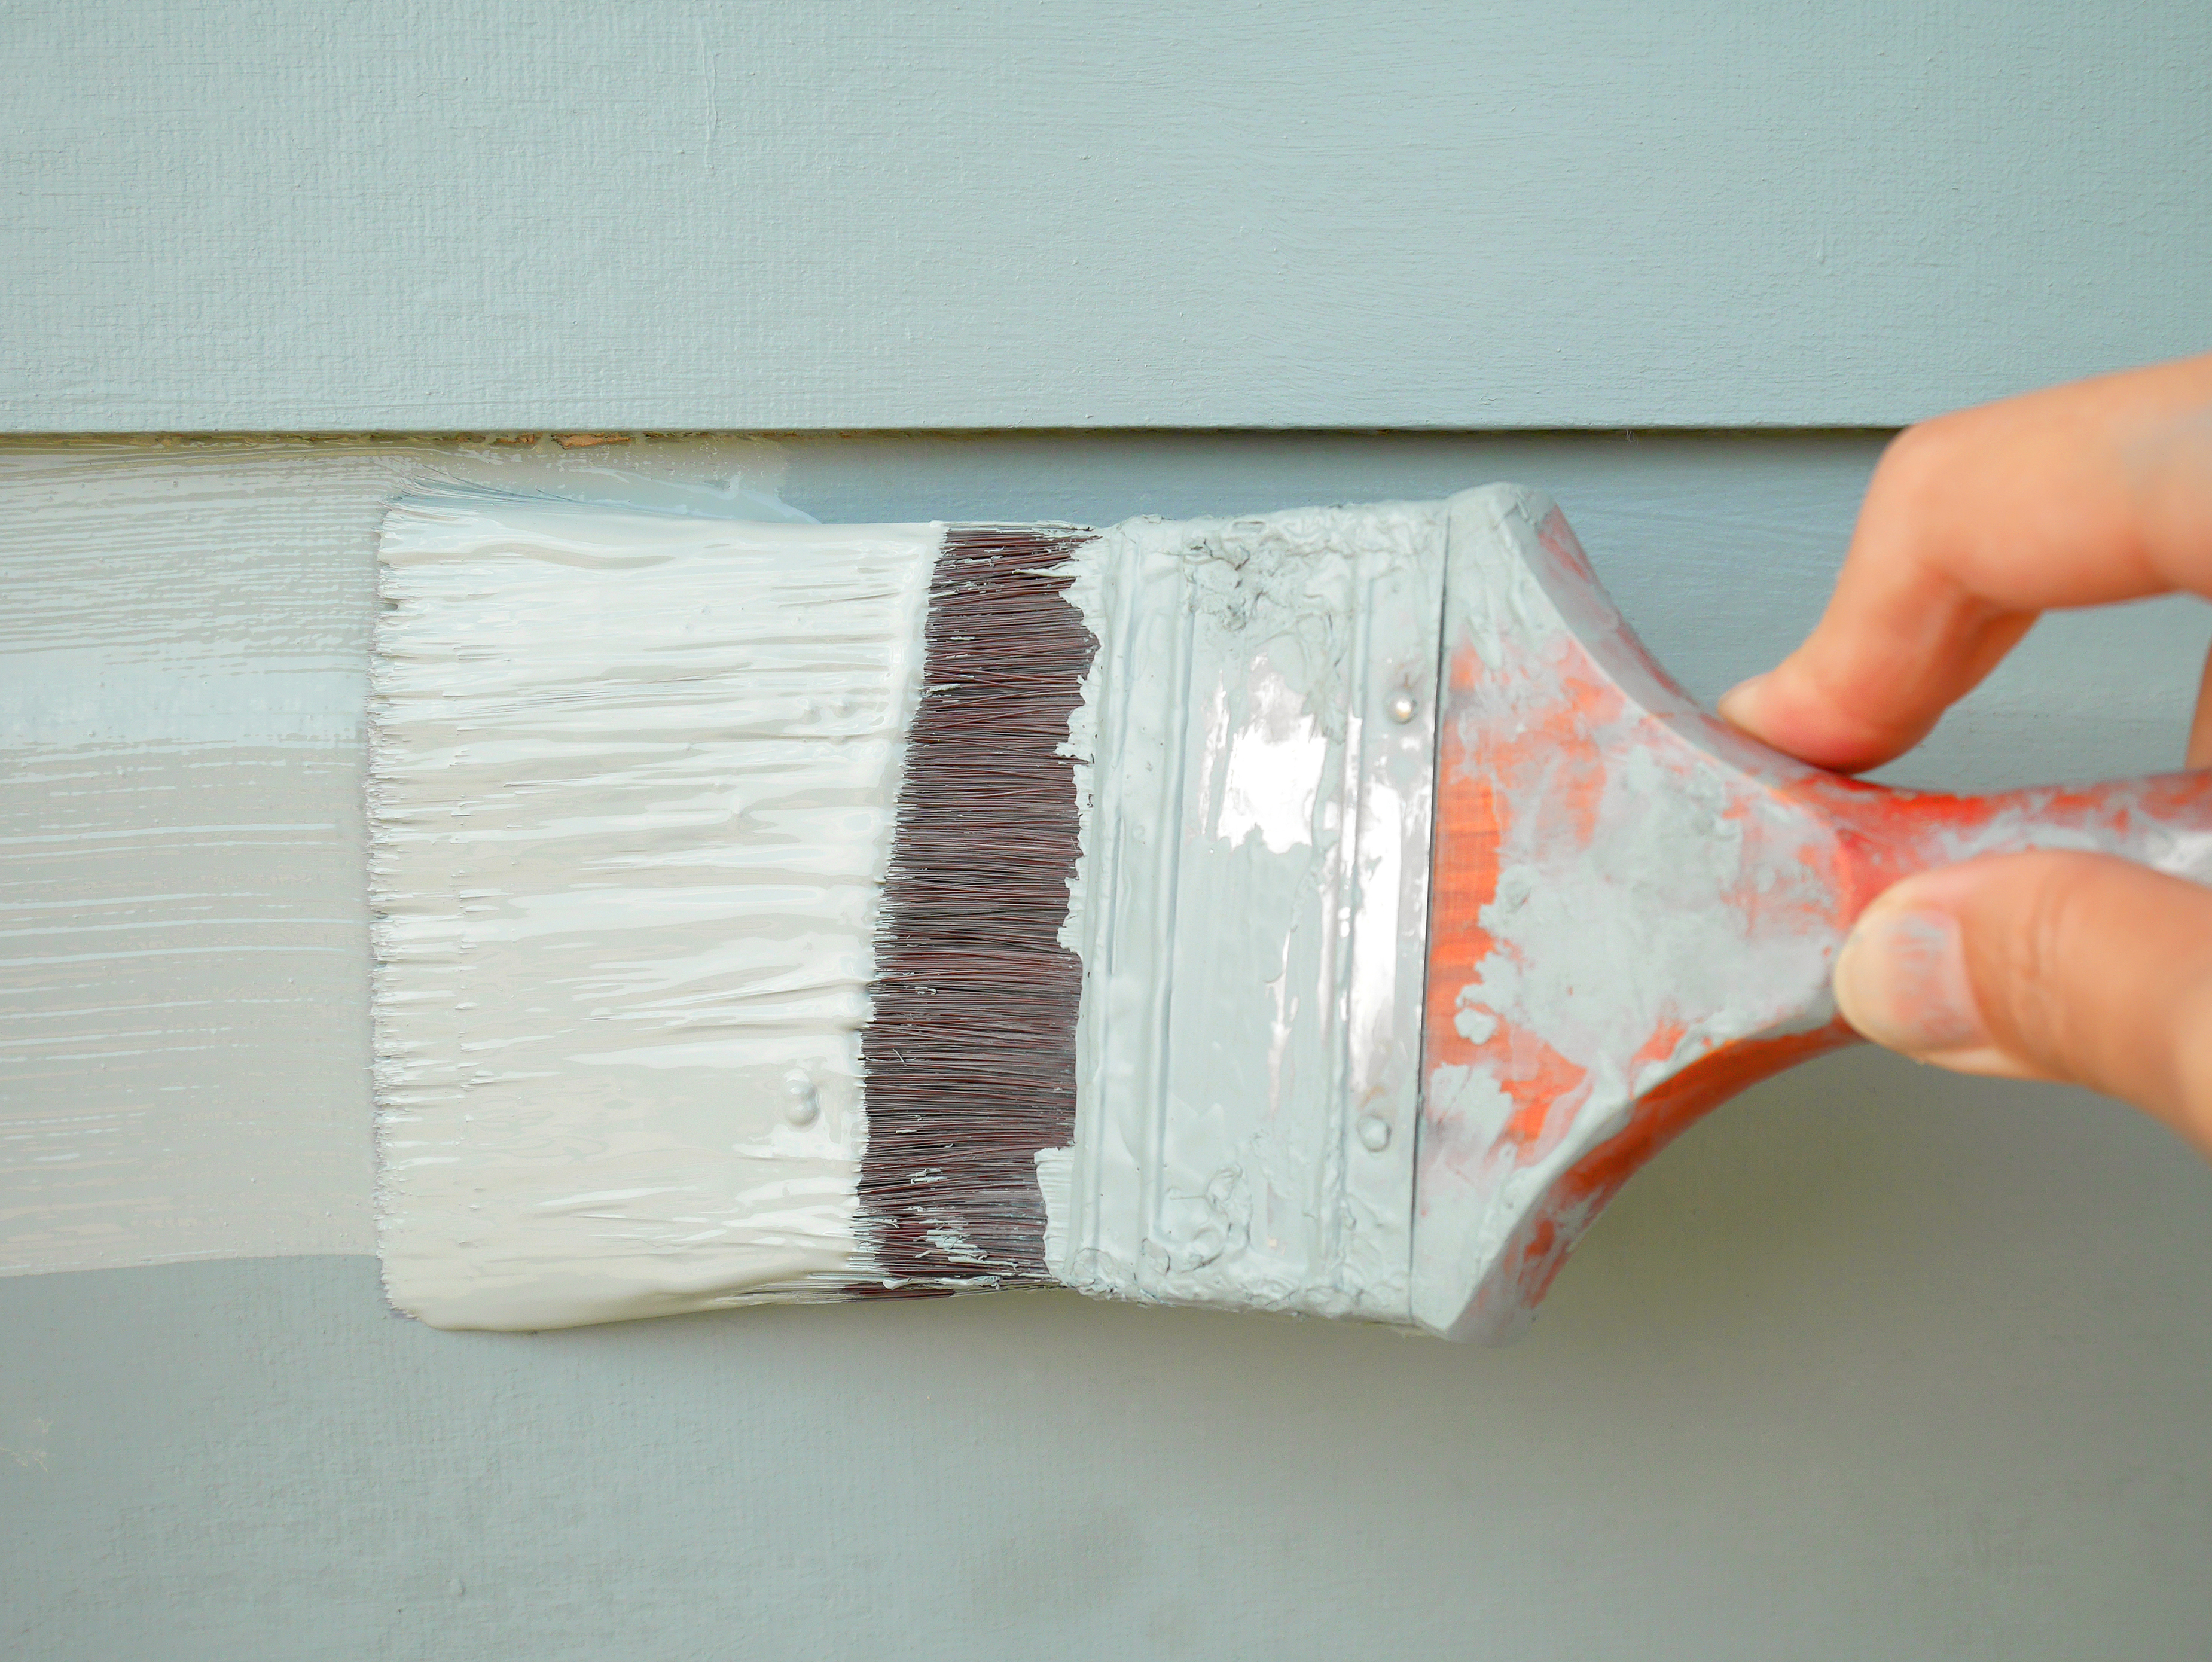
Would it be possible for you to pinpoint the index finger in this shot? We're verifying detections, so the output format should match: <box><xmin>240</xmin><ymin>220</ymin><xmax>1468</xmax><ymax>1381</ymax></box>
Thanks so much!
<box><xmin>1719</xmin><ymin>353</ymin><xmax>2212</xmax><ymax>773</ymax></box>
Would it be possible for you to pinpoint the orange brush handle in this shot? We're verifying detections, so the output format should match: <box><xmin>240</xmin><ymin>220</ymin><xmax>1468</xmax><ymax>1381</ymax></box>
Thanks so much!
<box><xmin>1410</xmin><ymin>485</ymin><xmax>2212</xmax><ymax>1341</ymax></box>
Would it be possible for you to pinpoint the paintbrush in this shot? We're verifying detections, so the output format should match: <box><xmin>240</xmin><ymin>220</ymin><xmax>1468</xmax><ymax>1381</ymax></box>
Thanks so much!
<box><xmin>368</xmin><ymin>486</ymin><xmax>2212</xmax><ymax>1340</ymax></box>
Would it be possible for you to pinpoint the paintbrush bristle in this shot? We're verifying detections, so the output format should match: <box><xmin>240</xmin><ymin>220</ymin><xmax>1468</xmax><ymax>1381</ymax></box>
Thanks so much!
<box><xmin>371</xmin><ymin>493</ymin><xmax>1456</xmax><ymax>1335</ymax></box>
<box><xmin>859</xmin><ymin>526</ymin><xmax>1099</xmax><ymax>1289</ymax></box>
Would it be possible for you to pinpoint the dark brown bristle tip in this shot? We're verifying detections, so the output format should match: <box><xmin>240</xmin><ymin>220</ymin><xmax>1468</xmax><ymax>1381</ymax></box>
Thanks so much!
<box><xmin>856</xmin><ymin>525</ymin><xmax>1098</xmax><ymax>1291</ymax></box>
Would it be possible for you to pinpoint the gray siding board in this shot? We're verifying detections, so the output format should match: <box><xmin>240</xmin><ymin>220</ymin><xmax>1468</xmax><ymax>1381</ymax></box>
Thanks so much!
<box><xmin>5</xmin><ymin>1</ymin><xmax>2207</xmax><ymax>432</ymax></box>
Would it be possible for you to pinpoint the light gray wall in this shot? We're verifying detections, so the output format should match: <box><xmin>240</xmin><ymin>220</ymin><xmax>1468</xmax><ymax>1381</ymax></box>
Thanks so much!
<box><xmin>6</xmin><ymin>434</ymin><xmax>2211</xmax><ymax>1660</ymax></box>
<box><xmin>5</xmin><ymin>1</ymin><xmax>2208</xmax><ymax>432</ymax></box>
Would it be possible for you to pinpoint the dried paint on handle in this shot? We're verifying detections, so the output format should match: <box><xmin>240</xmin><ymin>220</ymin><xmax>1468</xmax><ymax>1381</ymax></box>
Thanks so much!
<box><xmin>1412</xmin><ymin>486</ymin><xmax>2212</xmax><ymax>1343</ymax></box>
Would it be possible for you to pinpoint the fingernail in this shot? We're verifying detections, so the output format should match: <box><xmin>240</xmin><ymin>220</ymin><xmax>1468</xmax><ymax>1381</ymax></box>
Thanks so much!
<box><xmin>1716</xmin><ymin>673</ymin><xmax>1767</xmax><ymax>730</ymax></box>
<box><xmin>1832</xmin><ymin>903</ymin><xmax>1990</xmax><ymax>1056</ymax></box>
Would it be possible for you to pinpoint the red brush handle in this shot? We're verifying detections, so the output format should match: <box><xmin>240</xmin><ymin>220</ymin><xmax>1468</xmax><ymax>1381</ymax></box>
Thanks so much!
<box><xmin>1809</xmin><ymin>769</ymin><xmax>2212</xmax><ymax>914</ymax></box>
<box><xmin>1412</xmin><ymin>484</ymin><xmax>2212</xmax><ymax>1341</ymax></box>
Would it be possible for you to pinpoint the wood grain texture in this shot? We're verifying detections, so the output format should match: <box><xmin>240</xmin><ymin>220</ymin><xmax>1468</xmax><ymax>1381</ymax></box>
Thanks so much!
<box><xmin>5</xmin><ymin>0</ymin><xmax>2207</xmax><ymax>432</ymax></box>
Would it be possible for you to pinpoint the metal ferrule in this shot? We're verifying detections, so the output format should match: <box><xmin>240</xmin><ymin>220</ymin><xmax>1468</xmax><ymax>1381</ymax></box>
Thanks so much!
<box><xmin>1039</xmin><ymin>502</ymin><xmax>1446</xmax><ymax>1323</ymax></box>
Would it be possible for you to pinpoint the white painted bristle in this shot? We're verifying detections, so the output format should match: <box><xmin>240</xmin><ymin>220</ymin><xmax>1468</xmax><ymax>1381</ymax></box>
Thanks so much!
<box><xmin>370</xmin><ymin>493</ymin><xmax>936</xmax><ymax>1329</ymax></box>
<box><xmin>371</xmin><ymin>490</ymin><xmax>1453</xmax><ymax>1336</ymax></box>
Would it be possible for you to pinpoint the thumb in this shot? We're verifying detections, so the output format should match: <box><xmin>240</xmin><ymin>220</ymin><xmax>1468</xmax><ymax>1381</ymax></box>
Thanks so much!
<box><xmin>1832</xmin><ymin>850</ymin><xmax>2212</xmax><ymax>1154</ymax></box>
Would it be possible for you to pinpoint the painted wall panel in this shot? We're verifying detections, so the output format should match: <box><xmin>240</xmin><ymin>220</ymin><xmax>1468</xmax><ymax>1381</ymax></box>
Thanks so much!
<box><xmin>5</xmin><ymin>1</ymin><xmax>2208</xmax><ymax>432</ymax></box>
<box><xmin>5</xmin><ymin>435</ymin><xmax>2211</xmax><ymax>1658</ymax></box>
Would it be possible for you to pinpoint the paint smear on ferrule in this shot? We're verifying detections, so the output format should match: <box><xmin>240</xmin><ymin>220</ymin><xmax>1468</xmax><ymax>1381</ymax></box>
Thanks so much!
<box><xmin>370</xmin><ymin>495</ymin><xmax>938</xmax><ymax>1329</ymax></box>
<box><xmin>1040</xmin><ymin>503</ymin><xmax>1448</xmax><ymax>1325</ymax></box>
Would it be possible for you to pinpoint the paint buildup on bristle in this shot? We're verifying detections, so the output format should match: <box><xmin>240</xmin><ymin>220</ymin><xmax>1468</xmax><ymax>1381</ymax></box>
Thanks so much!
<box><xmin>858</xmin><ymin>526</ymin><xmax>1099</xmax><ymax>1289</ymax></box>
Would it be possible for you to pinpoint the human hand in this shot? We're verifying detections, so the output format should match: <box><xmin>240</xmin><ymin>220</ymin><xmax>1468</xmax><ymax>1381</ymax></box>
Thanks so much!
<box><xmin>1718</xmin><ymin>354</ymin><xmax>2212</xmax><ymax>1152</ymax></box>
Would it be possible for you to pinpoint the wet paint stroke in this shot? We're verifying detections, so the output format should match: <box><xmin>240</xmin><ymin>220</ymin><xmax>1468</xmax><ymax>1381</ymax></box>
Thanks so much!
<box><xmin>0</xmin><ymin>437</ymin><xmax>806</xmax><ymax>1276</ymax></box>
<box><xmin>0</xmin><ymin>443</ymin><xmax>386</xmax><ymax>1270</ymax></box>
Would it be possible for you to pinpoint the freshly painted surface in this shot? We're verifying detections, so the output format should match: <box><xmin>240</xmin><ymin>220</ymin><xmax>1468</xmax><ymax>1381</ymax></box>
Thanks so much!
<box><xmin>7</xmin><ymin>1</ymin><xmax>2208</xmax><ymax>431</ymax></box>
<box><xmin>371</xmin><ymin>498</ymin><xmax>936</xmax><ymax>1329</ymax></box>
<box><xmin>0</xmin><ymin>444</ymin><xmax>384</xmax><ymax>1270</ymax></box>
<box><xmin>1047</xmin><ymin>503</ymin><xmax>1442</xmax><ymax>1321</ymax></box>
<box><xmin>0</xmin><ymin>438</ymin><xmax>806</xmax><ymax>1277</ymax></box>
